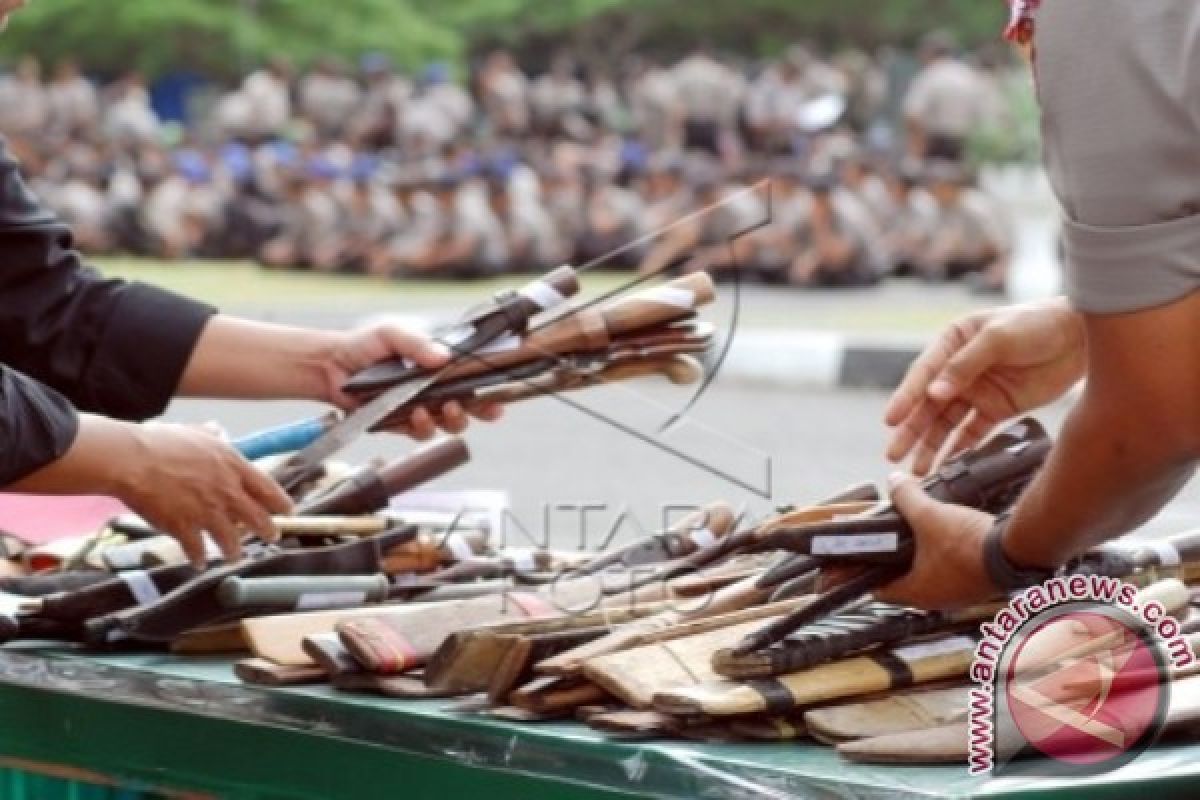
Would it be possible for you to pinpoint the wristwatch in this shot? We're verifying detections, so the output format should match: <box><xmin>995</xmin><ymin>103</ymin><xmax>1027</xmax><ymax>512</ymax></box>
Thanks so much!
<box><xmin>983</xmin><ymin>512</ymin><xmax>1056</xmax><ymax>590</ymax></box>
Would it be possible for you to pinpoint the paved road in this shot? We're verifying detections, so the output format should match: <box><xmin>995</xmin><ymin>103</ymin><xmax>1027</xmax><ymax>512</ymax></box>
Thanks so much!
<box><xmin>167</xmin><ymin>380</ymin><xmax>1199</xmax><ymax>552</ymax></box>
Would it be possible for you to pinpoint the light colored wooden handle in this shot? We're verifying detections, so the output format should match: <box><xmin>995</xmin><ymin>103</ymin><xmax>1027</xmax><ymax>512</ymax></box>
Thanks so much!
<box><xmin>598</xmin><ymin>274</ymin><xmax>715</xmax><ymax>337</ymax></box>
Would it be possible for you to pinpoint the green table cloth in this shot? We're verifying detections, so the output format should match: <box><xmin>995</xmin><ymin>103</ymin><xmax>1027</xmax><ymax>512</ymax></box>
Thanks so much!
<box><xmin>0</xmin><ymin>645</ymin><xmax>1197</xmax><ymax>799</ymax></box>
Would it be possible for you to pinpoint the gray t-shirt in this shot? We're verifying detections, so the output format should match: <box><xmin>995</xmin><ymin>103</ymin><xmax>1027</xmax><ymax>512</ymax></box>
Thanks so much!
<box><xmin>1036</xmin><ymin>0</ymin><xmax>1200</xmax><ymax>312</ymax></box>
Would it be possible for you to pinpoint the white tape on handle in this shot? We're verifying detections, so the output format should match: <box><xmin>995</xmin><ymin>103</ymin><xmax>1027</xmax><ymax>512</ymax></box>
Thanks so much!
<box><xmin>519</xmin><ymin>279</ymin><xmax>568</xmax><ymax>311</ymax></box>
<box><xmin>444</xmin><ymin>533</ymin><xmax>474</xmax><ymax>563</ymax></box>
<box><xmin>104</xmin><ymin>545</ymin><xmax>142</xmax><ymax>571</ymax></box>
<box><xmin>640</xmin><ymin>286</ymin><xmax>695</xmax><ymax>309</ymax></box>
<box><xmin>202</xmin><ymin>535</ymin><xmax>222</xmax><ymax>562</ymax></box>
<box><xmin>810</xmin><ymin>533</ymin><xmax>898</xmax><ymax>556</ymax></box>
<box><xmin>120</xmin><ymin>570</ymin><xmax>161</xmax><ymax>607</ymax></box>
<box><xmin>509</xmin><ymin>550</ymin><xmax>538</xmax><ymax>573</ymax></box>
<box><xmin>1149</xmin><ymin>541</ymin><xmax>1182</xmax><ymax>567</ymax></box>
<box><xmin>689</xmin><ymin>527</ymin><xmax>716</xmax><ymax>549</ymax></box>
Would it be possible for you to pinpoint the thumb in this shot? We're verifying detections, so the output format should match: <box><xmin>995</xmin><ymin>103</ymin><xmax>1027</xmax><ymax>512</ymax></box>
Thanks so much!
<box><xmin>381</xmin><ymin>327</ymin><xmax>450</xmax><ymax>369</ymax></box>
<box><xmin>888</xmin><ymin>471</ymin><xmax>935</xmax><ymax>523</ymax></box>
<box><xmin>929</xmin><ymin>333</ymin><xmax>996</xmax><ymax>403</ymax></box>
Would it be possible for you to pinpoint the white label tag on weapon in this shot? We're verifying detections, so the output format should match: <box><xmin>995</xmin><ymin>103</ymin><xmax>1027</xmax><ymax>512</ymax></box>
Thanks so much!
<box><xmin>509</xmin><ymin>549</ymin><xmax>538</xmax><ymax>573</ymax></box>
<box><xmin>202</xmin><ymin>534</ymin><xmax>222</xmax><ymax>561</ymax></box>
<box><xmin>810</xmin><ymin>533</ymin><xmax>898</xmax><ymax>555</ymax></box>
<box><xmin>104</xmin><ymin>544</ymin><xmax>143</xmax><ymax>571</ymax></box>
<box><xmin>689</xmin><ymin>527</ymin><xmax>716</xmax><ymax>549</ymax></box>
<box><xmin>519</xmin><ymin>279</ymin><xmax>567</xmax><ymax>310</ymax></box>
<box><xmin>893</xmin><ymin>635</ymin><xmax>975</xmax><ymax>664</ymax></box>
<box><xmin>1149</xmin><ymin>541</ymin><xmax>1182</xmax><ymax>566</ymax></box>
<box><xmin>444</xmin><ymin>533</ymin><xmax>475</xmax><ymax>562</ymax></box>
<box><xmin>296</xmin><ymin>591</ymin><xmax>367</xmax><ymax>611</ymax></box>
<box><xmin>641</xmin><ymin>286</ymin><xmax>694</xmax><ymax>309</ymax></box>
<box><xmin>119</xmin><ymin>570</ymin><xmax>161</xmax><ymax>606</ymax></box>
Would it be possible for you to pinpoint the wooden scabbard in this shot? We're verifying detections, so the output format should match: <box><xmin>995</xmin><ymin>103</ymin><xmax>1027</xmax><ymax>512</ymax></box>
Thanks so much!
<box><xmin>535</xmin><ymin>515</ymin><xmax>833</xmax><ymax>677</ymax></box>
<box><xmin>541</xmin><ymin>595</ymin><xmax>812</xmax><ymax>685</ymax></box>
<box><xmin>804</xmin><ymin>685</ymin><xmax>969</xmax><ymax>744</ymax></box>
<box><xmin>652</xmin><ymin>633</ymin><xmax>979</xmax><ymax>717</ymax></box>
<box><xmin>170</xmin><ymin>623</ymin><xmax>247</xmax><ymax>655</ymax></box>
<box><xmin>508</xmin><ymin>675</ymin><xmax>611</xmax><ymax>715</ymax></box>
<box><xmin>338</xmin><ymin>577</ymin><xmax>671</xmax><ymax>676</ymax></box>
<box><xmin>424</xmin><ymin>605</ymin><xmax>660</xmax><ymax>693</ymax></box>
<box><xmin>303</xmin><ymin>632</ymin><xmax>363</xmax><ymax>678</ymax></box>
<box><xmin>486</xmin><ymin>626</ymin><xmax>612</xmax><ymax>703</ymax></box>
<box><xmin>234</xmin><ymin>657</ymin><xmax>328</xmax><ymax>687</ymax></box>
<box><xmin>713</xmin><ymin>603</ymin><xmax>1001</xmax><ymax>679</ymax></box>
<box><xmin>840</xmin><ymin>648</ymin><xmax>1200</xmax><ymax>765</ymax></box>
<box><xmin>581</xmin><ymin>614</ymin><xmax>790</xmax><ymax>709</ymax></box>
<box><xmin>242</xmin><ymin>604</ymin><xmax>410</xmax><ymax>666</ymax></box>
<box><xmin>382</xmin><ymin>273</ymin><xmax>715</xmax><ymax>390</ymax></box>
<box><xmin>665</xmin><ymin>558</ymin><xmax>769</xmax><ymax>597</ymax></box>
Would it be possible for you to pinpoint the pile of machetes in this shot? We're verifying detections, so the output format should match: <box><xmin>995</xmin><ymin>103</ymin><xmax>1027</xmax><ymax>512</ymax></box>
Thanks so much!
<box><xmin>2</xmin><ymin>266</ymin><xmax>1200</xmax><ymax>765</ymax></box>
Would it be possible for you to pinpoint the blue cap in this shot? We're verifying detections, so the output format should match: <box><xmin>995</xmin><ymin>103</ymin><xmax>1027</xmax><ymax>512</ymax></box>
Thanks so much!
<box><xmin>421</xmin><ymin>62</ymin><xmax>450</xmax><ymax>85</ymax></box>
<box><xmin>220</xmin><ymin>142</ymin><xmax>253</xmax><ymax>181</ymax></box>
<box><xmin>350</xmin><ymin>154</ymin><xmax>379</xmax><ymax>182</ymax></box>
<box><xmin>620</xmin><ymin>140</ymin><xmax>649</xmax><ymax>172</ymax></box>
<box><xmin>174</xmin><ymin>149</ymin><xmax>211</xmax><ymax>184</ymax></box>
<box><xmin>360</xmin><ymin>52</ymin><xmax>392</xmax><ymax>73</ymax></box>
<box><xmin>264</xmin><ymin>140</ymin><xmax>298</xmax><ymax>166</ymax></box>
<box><xmin>307</xmin><ymin>156</ymin><xmax>341</xmax><ymax>181</ymax></box>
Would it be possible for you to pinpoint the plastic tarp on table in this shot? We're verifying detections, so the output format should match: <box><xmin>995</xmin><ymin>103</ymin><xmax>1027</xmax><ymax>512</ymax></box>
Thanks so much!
<box><xmin>0</xmin><ymin>645</ymin><xmax>1198</xmax><ymax>799</ymax></box>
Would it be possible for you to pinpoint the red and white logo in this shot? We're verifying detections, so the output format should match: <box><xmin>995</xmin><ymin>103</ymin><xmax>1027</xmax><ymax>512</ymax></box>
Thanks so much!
<box><xmin>989</xmin><ymin>604</ymin><xmax>1171</xmax><ymax>776</ymax></box>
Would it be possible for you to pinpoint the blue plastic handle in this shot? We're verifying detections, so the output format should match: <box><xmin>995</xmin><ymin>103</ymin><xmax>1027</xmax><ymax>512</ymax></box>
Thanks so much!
<box><xmin>232</xmin><ymin>414</ymin><xmax>335</xmax><ymax>461</ymax></box>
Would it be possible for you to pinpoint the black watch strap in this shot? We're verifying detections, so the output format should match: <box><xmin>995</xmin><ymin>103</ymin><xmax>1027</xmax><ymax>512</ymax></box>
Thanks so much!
<box><xmin>983</xmin><ymin>513</ymin><xmax>1055</xmax><ymax>591</ymax></box>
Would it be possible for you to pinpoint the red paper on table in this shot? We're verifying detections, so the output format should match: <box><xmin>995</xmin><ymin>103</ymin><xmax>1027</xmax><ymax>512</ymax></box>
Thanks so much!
<box><xmin>0</xmin><ymin>494</ymin><xmax>129</xmax><ymax>545</ymax></box>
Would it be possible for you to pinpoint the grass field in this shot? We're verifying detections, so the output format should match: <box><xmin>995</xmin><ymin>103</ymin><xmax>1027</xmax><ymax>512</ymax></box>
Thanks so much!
<box><xmin>94</xmin><ymin>257</ymin><xmax>986</xmax><ymax>334</ymax></box>
<box><xmin>94</xmin><ymin>257</ymin><xmax>637</xmax><ymax>310</ymax></box>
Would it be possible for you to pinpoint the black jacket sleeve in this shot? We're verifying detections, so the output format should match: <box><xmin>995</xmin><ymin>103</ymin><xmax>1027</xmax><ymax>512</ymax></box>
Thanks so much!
<box><xmin>0</xmin><ymin>136</ymin><xmax>216</xmax><ymax>421</ymax></box>
<box><xmin>0</xmin><ymin>364</ymin><xmax>79</xmax><ymax>485</ymax></box>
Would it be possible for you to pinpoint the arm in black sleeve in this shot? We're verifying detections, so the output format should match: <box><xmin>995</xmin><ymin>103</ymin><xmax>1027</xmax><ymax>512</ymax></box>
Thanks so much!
<box><xmin>0</xmin><ymin>364</ymin><xmax>79</xmax><ymax>486</ymax></box>
<box><xmin>0</xmin><ymin>137</ymin><xmax>215</xmax><ymax>421</ymax></box>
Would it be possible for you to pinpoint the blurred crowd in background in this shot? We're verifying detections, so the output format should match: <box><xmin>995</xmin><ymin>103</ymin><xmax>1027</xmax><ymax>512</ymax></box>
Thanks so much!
<box><xmin>2</xmin><ymin>31</ymin><xmax>1021</xmax><ymax>292</ymax></box>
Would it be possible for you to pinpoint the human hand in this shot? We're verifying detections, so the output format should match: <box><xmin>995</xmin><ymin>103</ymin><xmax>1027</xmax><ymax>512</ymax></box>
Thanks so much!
<box><xmin>117</xmin><ymin>422</ymin><xmax>293</xmax><ymax>566</ymax></box>
<box><xmin>318</xmin><ymin>323</ymin><xmax>504</xmax><ymax>439</ymax></box>
<box><xmin>885</xmin><ymin>299</ymin><xmax>1085</xmax><ymax>474</ymax></box>
<box><xmin>874</xmin><ymin>472</ymin><xmax>1001</xmax><ymax>610</ymax></box>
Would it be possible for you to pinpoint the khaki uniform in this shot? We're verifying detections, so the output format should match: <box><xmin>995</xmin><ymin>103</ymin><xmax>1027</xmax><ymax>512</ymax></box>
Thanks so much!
<box><xmin>672</xmin><ymin>54</ymin><xmax>745</xmax><ymax>153</ymax></box>
<box><xmin>46</xmin><ymin>76</ymin><xmax>99</xmax><ymax>136</ymax></box>
<box><xmin>793</xmin><ymin>189</ymin><xmax>889</xmax><ymax>286</ymax></box>
<box><xmin>629</xmin><ymin>68</ymin><xmax>681</xmax><ymax>149</ymax></box>
<box><xmin>904</xmin><ymin>58</ymin><xmax>989</xmax><ymax>155</ymax></box>
<box><xmin>299</xmin><ymin>73</ymin><xmax>363</xmax><ymax>139</ymax></box>
<box><xmin>481</xmin><ymin>67</ymin><xmax>530</xmax><ymax>135</ymax></box>
<box><xmin>0</xmin><ymin>77</ymin><xmax>47</xmax><ymax>137</ymax></box>
<box><xmin>923</xmin><ymin>188</ymin><xmax>1012</xmax><ymax>277</ymax></box>
<box><xmin>1036</xmin><ymin>0</ymin><xmax>1200</xmax><ymax>312</ymax></box>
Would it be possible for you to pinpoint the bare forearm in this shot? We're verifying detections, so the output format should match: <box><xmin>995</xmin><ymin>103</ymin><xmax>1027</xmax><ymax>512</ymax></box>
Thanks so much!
<box><xmin>10</xmin><ymin>414</ymin><xmax>140</xmax><ymax>496</ymax></box>
<box><xmin>178</xmin><ymin>315</ymin><xmax>340</xmax><ymax>402</ymax></box>
<box><xmin>1002</xmin><ymin>394</ymin><xmax>1197</xmax><ymax>567</ymax></box>
<box><xmin>1002</xmin><ymin>294</ymin><xmax>1200</xmax><ymax>567</ymax></box>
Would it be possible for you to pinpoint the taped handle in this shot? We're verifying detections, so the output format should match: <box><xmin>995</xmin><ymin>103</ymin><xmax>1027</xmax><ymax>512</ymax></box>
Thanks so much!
<box><xmin>233</xmin><ymin>413</ymin><xmax>339</xmax><ymax>461</ymax></box>
<box><xmin>599</xmin><ymin>273</ymin><xmax>716</xmax><ymax>338</ymax></box>
<box><xmin>216</xmin><ymin>574</ymin><xmax>390</xmax><ymax>609</ymax></box>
